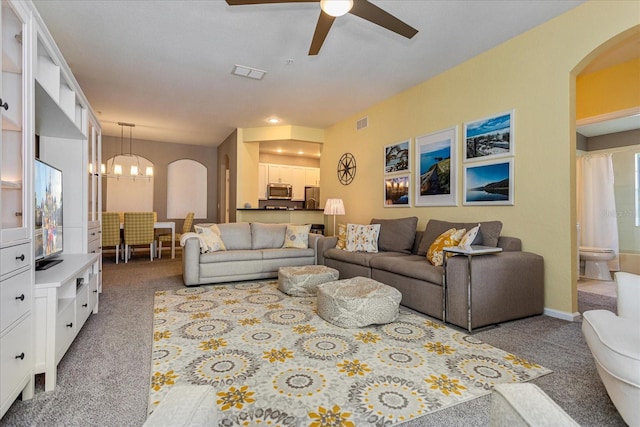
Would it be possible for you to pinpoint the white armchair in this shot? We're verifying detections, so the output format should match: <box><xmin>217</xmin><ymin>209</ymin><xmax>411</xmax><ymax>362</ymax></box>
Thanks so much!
<box><xmin>582</xmin><ymin>272</ymin><xmax>640</xmax><ymax>426</ymax></box>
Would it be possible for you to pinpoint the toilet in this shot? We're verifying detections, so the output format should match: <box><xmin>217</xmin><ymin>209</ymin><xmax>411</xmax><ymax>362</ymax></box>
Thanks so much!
<box><xmin>579</xmin><ymin>246</ymin><xmax>615</xmax><ymax>280</ymax></box>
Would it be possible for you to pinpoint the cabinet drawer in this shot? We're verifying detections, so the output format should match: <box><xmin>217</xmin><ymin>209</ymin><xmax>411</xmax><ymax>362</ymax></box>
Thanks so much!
<box><xmin>0</xmin><ymin>316</ymin><xmax>31</xmax><ymax>408</ymax></box>
<box><xmin>87</xmin><ymin>237</ymin><xmax>100</xmax><ymax>255</ymax></box>
<box><xmin>0</xmin><ymin>270</ymin><xmax>31</xmax><ymax>331</ymax></box>
<box><xmin>55</xmin><ymin>300</ymin><xmax>76</xmax><ymax>361</ymax></box>
<box><xmin>75</xmin><ymin>285</ymin><xmax>91</xmax><ymax>328</ymax></box>
<box><xmin>0</xmin><ymin>243</ymin><xmax>31</xmax><ymax>277</ymax></box>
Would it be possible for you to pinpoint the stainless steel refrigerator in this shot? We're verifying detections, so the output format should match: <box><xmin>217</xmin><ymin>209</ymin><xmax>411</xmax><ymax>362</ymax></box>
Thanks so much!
<box><xmin>304</xmin><ymin>186</ymin><xmax>320</xmax><ymax>209</ymax></box>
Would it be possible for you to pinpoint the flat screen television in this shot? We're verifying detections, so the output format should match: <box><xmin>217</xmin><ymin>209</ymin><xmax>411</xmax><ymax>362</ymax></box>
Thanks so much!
<box><xmin>34</xmin><ymin>158</ymin><xmax>64</xmax><ymax>270</ymax></box>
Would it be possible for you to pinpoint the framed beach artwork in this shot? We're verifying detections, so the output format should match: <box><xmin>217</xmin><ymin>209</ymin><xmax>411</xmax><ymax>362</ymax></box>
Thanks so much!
<box><xmin>464</xmin><ymin>110</ymin><xmax>514</xmax><ymax>162</ymax></box>
<box><xmin>384</xmin><ymin>139</ymin><xmax>410</xmax><ymax>174</ymax></box>
<box><xmin>414</xmin><ymin>126</ymin><xmax>458</xmax><ymax>206</ymax></box>
<box><xmin>384</xmin><ymin>174</ymin><xmax>410</xmax><ymax>207</ymax></box>
<box><xmin>463</xmin><ymin>158</ymin><xmax>514</xmax><ymax>205</ymax></box>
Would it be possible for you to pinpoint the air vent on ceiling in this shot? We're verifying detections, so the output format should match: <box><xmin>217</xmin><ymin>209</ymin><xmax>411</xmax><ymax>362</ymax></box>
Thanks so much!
<box><xmin>356</xmin><ymin>116</ymin><xmax>368</xmax><ymax>131</ymax></box>
<box><xmin>232</xmin><ymin>64</ymin><xmax>267</xmax><ymax>80</ymax></box>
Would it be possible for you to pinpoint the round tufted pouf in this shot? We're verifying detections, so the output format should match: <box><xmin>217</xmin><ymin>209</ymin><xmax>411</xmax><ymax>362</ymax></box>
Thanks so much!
<box><xmin>316</xmin><ymin>277</ymin><xmax>402</xmax><ymax>328</ymax></box>
<box><xmin>278</xmin><ymin>265</ymin><xmax>339</xmax><ymax>297</ymax></box>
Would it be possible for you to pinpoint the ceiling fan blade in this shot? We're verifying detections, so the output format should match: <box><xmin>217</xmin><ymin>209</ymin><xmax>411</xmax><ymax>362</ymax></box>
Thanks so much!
<box><xmin>309</xmin><ymin>11</ymin><xmax>335</xmax><ymax>55</ymax></box>
<box><xmin>349</xmin><ymin>0</ymin><xmax>418</xmax><ymax>39</ymax></box>
<box><xmin>226</xmin><ymin>0</ymin><xmax>318</xmax><ymax>5</ymax></box>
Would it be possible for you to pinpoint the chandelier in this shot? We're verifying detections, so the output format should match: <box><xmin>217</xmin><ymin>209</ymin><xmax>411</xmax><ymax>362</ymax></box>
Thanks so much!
<box><xmin>101</xmin><ymin>122</ymin><xmax>153</xmax><ymax>179</ymax></box>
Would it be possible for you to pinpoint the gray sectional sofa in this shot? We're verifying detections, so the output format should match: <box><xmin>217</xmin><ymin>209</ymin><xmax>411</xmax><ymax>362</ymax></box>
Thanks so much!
<box><xmin>182</xmin><ymin>222</ymin><xmax>320</xmax><ymax>286</ymax></box>
<box><xmin>317</xmin><ymin>218</ymin><xmax>544</xmax><ymax>331</ymax></box>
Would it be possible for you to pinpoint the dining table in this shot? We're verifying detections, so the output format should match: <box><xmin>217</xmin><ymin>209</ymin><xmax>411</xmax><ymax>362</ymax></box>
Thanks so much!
<box><xmin>120</xmin><ymin>221</ymin><xmax>176</xmax><ymax>259</ymax></box>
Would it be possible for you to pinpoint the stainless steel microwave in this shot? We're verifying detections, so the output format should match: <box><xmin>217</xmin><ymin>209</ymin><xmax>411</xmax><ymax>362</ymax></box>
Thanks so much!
<box><xmin>267</xmin><ymin>183</ymin><xmax>293</xmax><ymax>200</ymax></box>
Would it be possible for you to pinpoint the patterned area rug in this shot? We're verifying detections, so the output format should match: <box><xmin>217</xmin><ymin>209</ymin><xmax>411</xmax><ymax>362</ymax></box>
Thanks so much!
<box><xmin>149</xmin><ymin>281</ymin><xmax>551</xmax><ymax>426</ymax></box>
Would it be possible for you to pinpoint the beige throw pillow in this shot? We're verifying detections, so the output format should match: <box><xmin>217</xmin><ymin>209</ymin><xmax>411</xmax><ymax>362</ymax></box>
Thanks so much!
<box><xmin>194</xmin><ymin>224</ymin><xmax>226</xmax><ymax>253</ymax></box>
<box><xmin>345</xmin><ymin>224</ymin><xmax>381</xmax><ymax>253</ymax></box>
<box><xmin>459</xmin><ymin>223</ymin><xmax>480</xmax><ymax>248</ymax></box>
<box><xmin>283</xmin><ymin>224</ymin><xmax>311</xmax><ymax>249</ymax></box>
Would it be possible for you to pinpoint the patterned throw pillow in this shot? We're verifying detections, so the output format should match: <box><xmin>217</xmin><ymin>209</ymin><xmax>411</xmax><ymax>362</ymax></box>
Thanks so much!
<box><xmin>459</xmin><ymin>223</ymin><xmax>480</xmax><ymax>248</ymax></box>
<box><xmin>335</xmin><ymin>223</ymin><xmax>347</xmax><ymax>250</ymax></box>
<box><xmin>194</xmin><ymin>224</ymin><xmax>226</xmax><ymax>253</ymax></box>
<box><xmin>345</xmin><ymin>224</ymin><xmax>381</xmax><ymax>253</ymax></box>
<box><xmin>283</xmin><ymin>224</ymin><xmax>311</xmax><ymax>249</ymax></box>
<box><xmin>427</xmin><ymin>228</ymin><xmax>466</xmax><ymax>266</ymax></box>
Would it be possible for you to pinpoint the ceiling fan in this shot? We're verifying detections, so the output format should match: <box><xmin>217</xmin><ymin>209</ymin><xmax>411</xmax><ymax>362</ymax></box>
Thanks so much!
<box><xmin>225</xmin><ymin>0</ymin><xmax>418</xmax><ymax>55</ymax></box>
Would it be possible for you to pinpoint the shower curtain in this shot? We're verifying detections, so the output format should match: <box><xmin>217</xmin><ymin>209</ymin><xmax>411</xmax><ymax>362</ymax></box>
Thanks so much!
<box><xmin>577</xmin><ymin>153</ymin><xmax>620</xmax><ymax>270</ymax></box>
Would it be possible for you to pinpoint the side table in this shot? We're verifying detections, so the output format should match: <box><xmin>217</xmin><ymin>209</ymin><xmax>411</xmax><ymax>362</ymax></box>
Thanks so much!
<box><xmin>443</xmin><ymin>245</ymin><xmax>503</xmax><ymax>333</ymax></box>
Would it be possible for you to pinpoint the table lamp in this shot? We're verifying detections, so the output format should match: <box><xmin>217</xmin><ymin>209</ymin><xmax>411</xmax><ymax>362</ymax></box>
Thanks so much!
<box><xmin>324</xmin><ymin>198</ymin><xmax>345</xmax><ymax>236</ymax></box>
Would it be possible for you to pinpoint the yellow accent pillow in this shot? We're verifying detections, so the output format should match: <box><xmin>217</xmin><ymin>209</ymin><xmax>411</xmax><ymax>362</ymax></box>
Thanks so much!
<box><xmin>283</xmin><ymin>224</ymin><xmax>311</xmax><ymax>249</ymax></box>
<box><xmin>427</xmin><ymin>228</ymin><xmax>466</xmax><ymax>266</ymax></box>
<box><xmin>335</xmin><ymin>223</ymin><xmax>347</xmax><ymax>250</ymax></box>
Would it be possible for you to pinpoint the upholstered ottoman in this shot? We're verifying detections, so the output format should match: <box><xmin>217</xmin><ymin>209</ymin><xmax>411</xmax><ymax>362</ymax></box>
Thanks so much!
<box><xmin>278</xmin><ymin>265</ymin><xmax>339</xmax><ymax>297</ymax></box>
<box><xmin>317</xmin><ymin>277</ymin><xmax>402</xmax><ymax>328</ymax></box>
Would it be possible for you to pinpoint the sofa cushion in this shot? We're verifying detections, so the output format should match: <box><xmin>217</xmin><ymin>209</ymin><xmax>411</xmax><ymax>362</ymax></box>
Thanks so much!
<box><xmin>263</xmin><ymin>247</ymin><xmax>315</xmax><ymax>259</ymax></box>
<box><xmin>199</xmin><ymin>249</ymin><xmax>261</xmax><ymax>263</ymax></box>
<box><xmin>418</xmin><ymin>219</ymin><xmax>503</xmax><ymax>256</ymax></box>
<box><xmin>370</xmin><ymin>216</ymin><xmax>418</xmax><ymax>254</ymax></box>
<box><xmin>346</xmin><ymin>223</ymin><xmax>381</xmax><ymax>252</ymax></box>
<box><xmin>251</xmin><ymin>223</ymin><xmax>286</xmax><ymax>249</ymax></box>
<box><xmin>283</xmin><ymin>224</ymin><xmax>311</xmax><ymax>249</ymax></box>
<box><xmin>370</xmin><ymin>254</ymin><xmax>444</xmax><ymax>285</ymax></box>
<box><xmin>325</xmin><ymin>247</ymin><xmax>406</xmax><ymax>267</ymax></box>
<box><xmin>217</xmin><ymin>222</ymin><xmax>252</xmax><ymax>250</ymax></box>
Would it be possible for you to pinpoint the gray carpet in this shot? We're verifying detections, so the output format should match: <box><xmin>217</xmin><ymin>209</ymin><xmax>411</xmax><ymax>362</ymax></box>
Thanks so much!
<box><xmin>1</xmin><ymin>254</ymin><xmax>625</xmax><ymax>426</ymax></box>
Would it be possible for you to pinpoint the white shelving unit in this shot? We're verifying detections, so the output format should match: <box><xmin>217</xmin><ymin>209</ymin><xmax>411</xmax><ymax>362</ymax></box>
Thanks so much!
<box><xmin>0</xmin><ymin>0</ymin><xmax>101</xmax><ymax>418</ymax></box>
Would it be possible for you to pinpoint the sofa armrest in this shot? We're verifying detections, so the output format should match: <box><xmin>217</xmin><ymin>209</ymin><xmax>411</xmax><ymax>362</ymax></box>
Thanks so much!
<box><xmin>316</xmin><ymin>236</ymin><xmax>338</xmax><ymax>265</ymax></box>
<box><xmin>182</xmin><ymin>237</ymin><xmax>202</xmax><ymax>286</ymax></box>
<box><xmin>308</xmin><ymin>233</ymin><xmax>321</xmax><ymax>264</ymax></box>
<box><xmin>497</xmin><ymin>236</ymin><xmax>522</xmax><ymax>251</ymax></box>
<box><xmin>446</xmin><ymin>251</ymin><xmax>544</xmax><ymax>329</ymax></box>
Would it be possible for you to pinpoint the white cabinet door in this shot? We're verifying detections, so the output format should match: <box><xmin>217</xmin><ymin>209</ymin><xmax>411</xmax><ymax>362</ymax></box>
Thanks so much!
<box><xmin>305</xmin><ymin>168</ymin><xmax>320</xmax><ymax>187</ymax></box>
<box><xmin>258</xmin><ymin>163</ymin><xmax>267</xmax><ymax>200</ymax></box>
<box><xmin>291</xmin><ymin>167</ymin><xmax>306</xmax><ymax>201</ymax></box>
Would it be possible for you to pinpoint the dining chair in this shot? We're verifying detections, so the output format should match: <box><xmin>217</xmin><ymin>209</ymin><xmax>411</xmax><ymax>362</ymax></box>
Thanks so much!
<box><xmin>157</xmin><ymin>212</ymin><xmax>194</xmax><ymax>259</ymax></box>
<box><xmin>123</xmin><ymin>212</ymin><xmax>155</xmax><ymax>263</ymax></box>
<box><xmin>101</xmin><ymin>212</ymin><xmax>122</xmax><ymax>264</ymax></box>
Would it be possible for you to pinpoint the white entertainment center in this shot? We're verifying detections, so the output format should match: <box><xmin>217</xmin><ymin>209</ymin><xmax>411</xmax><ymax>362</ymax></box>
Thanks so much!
<box><xmin>0</xmin><ymin>0</ymin><xmax>102</xmax><ymax>418</ymax></box>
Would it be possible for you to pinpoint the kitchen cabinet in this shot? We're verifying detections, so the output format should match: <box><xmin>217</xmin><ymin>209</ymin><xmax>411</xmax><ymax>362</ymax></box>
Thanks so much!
<box><xmin>262</xmin><ymin>163</ymin><xmax>320</xmax><ymax>201</ymax></box>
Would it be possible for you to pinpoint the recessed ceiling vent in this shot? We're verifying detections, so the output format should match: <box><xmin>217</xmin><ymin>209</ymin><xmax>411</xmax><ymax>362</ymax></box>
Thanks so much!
<box><xmin>356</xmin><ymin>116</ymin><xmax>368</xmax><ymax>131</ymax></box>
<box><xmin>232</xmin><ymin>64</ymin><xmax>267</xmax><ymax>80</ymax></box>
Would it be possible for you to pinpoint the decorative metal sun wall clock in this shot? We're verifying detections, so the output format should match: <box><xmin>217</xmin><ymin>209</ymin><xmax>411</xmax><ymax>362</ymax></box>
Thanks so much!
<box><xmin>337</xmin><ymin>153</ymin><xmax>356</xmax><ymax>185</ymax></box>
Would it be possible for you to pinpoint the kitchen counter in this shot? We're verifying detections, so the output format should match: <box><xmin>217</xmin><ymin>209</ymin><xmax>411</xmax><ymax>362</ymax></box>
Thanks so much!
<box><xmin>236</xmin><ymin>208</ymin><xmax>325</xmax><ymax>225</ymax></box>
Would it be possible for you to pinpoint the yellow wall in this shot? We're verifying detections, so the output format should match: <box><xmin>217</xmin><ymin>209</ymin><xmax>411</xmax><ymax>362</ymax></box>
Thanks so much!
<box><xmin>319</xmin><ymin>1</ymin><xmax>639</xmax><ymax>318</ymax></box>
<box><xmin>577</xmin><ymin>58</ymin><xmax>640</xmax><ymax>120</ymax></box>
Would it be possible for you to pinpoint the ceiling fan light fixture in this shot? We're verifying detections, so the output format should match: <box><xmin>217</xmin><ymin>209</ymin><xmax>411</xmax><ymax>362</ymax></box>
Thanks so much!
<box><xmin>320</xmin><ymin>0</ymin><xmax>353</xmax><ymax>17</ymax></box>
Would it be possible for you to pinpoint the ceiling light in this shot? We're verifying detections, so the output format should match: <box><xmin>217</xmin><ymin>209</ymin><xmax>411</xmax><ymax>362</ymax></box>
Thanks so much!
<box><xmin>320</xmin><ymin>0</ymin><xmax>353</xmax><ymax>17</ymax></box>
<box><xmin>267</xmin><ymin>117</ymin><xmax>280</xmax><ymax>124</ymax></box>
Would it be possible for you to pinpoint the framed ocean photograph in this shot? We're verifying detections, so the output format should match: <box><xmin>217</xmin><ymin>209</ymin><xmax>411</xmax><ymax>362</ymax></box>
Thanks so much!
<box><xmin>414</xmin><ymin>126</ymin><xmax>458</xmax><ymax>206</ymax></box>
<box><xmin>464</xmin><ymin>109</ymin><xmax>514</xmax><ymax>162</ymax></box>
<box><xmin>384</xmin><ymin>139</ymin><xmax>410</xmax><ymax>174</ymax></box>
<box><xmin>463</xmin><ymin>158</ymin><xmax>514</xmax><ymax>205</ymax></box>
<box><xmin>384</xmin><ymin>174</ymin><xmax>410</xmax><ymax>207</ymax></box>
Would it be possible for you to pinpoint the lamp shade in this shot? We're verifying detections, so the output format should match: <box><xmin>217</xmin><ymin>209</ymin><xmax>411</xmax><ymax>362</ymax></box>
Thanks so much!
<box><xmin>324</xmin><ymin>198</ymin><xmax>345</xmax><ymax>215</ymax></box>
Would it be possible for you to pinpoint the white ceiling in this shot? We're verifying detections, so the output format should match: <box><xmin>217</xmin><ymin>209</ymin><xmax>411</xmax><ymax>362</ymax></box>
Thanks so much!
<box><xmin>33</xmin><ymin>0</ymin><xmax>586</xmax><ymax>147</ymax></box>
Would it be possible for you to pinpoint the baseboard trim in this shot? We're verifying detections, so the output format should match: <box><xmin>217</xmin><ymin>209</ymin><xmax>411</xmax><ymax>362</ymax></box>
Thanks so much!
<box><xmin>544</xmin><ymin>308</ymin><xmax>581</xmax><ymax>322</ymax></box>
